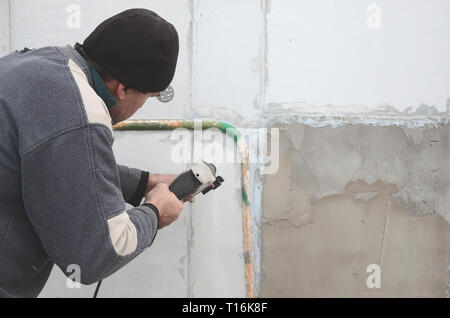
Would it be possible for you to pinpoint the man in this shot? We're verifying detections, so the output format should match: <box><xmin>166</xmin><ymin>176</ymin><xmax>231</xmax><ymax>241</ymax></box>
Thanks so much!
<box><xmin>0</xmin><ymin>9</ymin><xmax>186</xmax><ymax>297</ymax></box>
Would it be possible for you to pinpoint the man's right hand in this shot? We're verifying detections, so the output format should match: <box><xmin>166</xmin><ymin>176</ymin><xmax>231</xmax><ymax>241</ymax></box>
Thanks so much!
<box><xmin>144</xmin><ymin>183</ymin><xmax>183</xmax><ymax>229</ymax></box>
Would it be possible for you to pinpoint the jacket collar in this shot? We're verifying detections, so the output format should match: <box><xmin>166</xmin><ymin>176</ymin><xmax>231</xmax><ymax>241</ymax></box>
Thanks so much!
<box><xmin>58</xmin><ymin>45</ymin><xmax>117</xmax><ymax>109</ymax></box>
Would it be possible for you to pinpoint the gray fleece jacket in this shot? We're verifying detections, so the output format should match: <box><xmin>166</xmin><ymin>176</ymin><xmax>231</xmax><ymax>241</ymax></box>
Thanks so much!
<box><xmin>0</xmin><ymin>45</ymin><xmax>159</xmax><ymax>297</ymax></box>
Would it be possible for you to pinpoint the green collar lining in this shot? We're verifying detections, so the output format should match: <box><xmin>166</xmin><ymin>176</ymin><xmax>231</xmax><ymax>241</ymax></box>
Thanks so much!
<box><xmin>84</xmin><ymin>59</ymin><xmax>117</xmax><ymax>109</ymax></box>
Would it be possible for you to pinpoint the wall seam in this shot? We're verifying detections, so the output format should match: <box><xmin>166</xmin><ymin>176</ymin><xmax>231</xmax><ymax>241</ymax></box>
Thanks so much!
<box><xmin>260</xmin><ymin>0</ymin><xmax>269</xmax><ymax>112</ymax></box>
<box><xmin>186</xmin><ymin>204</ymin><xmax>194</xmax><ymax>297</ymax></box>
<box><xmin>186</xmin><ymin>0</ymin><xmax>195</xmax><ymax>297</ymax></box>
<box><xmin>187</xmin><ymin>0</ymin><xmax>195</xmax><ymax>118</ymax></box>
<box><xmin>186</xmin><ymin>129</ymin><xmax>195</xmax><ymax>297</ymax></box>
<box><xmin>8</xmin><ymin>0</ymin><xmax>12</xmax><ymax>53</ymax></box>
<box><xmin>254</xmin><ymin>0</ymin><xmax>270</xmax><ymax>297</ymax></box>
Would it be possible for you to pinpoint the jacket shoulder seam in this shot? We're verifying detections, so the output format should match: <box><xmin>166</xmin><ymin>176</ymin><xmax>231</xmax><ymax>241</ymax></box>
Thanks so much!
<box><xmin>21</xmin><ymin>123</ymin><xmax>113</xmax><ymax>158</ymax></box>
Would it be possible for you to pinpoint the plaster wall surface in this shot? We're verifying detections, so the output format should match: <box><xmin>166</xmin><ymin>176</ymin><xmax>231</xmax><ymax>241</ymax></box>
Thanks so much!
<box><xmin>1</xmin><ymin>0</ymin><xmax>449</xmax><ymax>297</ymax></box>
<box><xmin>261</xmin><ymin>124</ymin><xmax>450</xmax><ymax>297</ymax></box>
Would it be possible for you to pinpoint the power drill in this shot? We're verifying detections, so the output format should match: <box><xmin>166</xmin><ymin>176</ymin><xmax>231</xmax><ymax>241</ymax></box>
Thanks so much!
<box><xmin>169</xmin><ymin>161</ymin><xmax>224</xmax><ymax>200</ymax></box>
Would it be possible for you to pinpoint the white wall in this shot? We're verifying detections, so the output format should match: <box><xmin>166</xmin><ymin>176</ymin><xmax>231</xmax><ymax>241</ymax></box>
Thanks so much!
<box><xmin>267</xmin><ymin>0</ymin><xmax>450</xmax><ymax>113</ymax></box>
<box><xmin>3</xmin><ymin>0</ymin><xmax>449</xmax><ymax>122</ymax></box>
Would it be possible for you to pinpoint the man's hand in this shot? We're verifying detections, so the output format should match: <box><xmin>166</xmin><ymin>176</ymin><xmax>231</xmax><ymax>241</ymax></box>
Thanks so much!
<box><xmin>144</xmin><ymin>183</ymin><xmax>183</xmax><ymax>229</ymax></box>
<box><xmin>146</xmin><ymin>174</ymin><xmax>177</xmax><ymax>193</ymax></box>
<box><xmin>146</xmin><ymin>173</ymin><xmax>195</xmax><ymax>202</ymax></box>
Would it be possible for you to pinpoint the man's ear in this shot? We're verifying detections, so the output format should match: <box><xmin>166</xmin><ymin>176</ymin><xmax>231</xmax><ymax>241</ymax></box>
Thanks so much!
<box><xmin>116</xmin><ymin>83</ymin><xmax>127</xmax><ymax>100</ymax></box>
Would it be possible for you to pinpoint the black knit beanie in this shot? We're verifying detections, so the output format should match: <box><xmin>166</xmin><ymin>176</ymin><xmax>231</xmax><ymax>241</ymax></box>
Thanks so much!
<box><xmin>83</xmin><ymin>8</ymin><xmax>179</xmax><ymax>93</ymax></box>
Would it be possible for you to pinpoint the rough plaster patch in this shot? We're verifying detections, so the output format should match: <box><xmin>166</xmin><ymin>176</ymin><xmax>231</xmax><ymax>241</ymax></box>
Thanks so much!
<box><xmin>261</xmin><ymin>123</ymin><xmax>450</xmax><ymax>296</ymax></box>
<box><xmin>265</xmin><ymin>112</ymin><xmax>449</xmax><ymax>129</ymax></box>
<box><xmin>274</xmin><ymin>123</ymin><xmax>450</xmax><ymax>223</ymax></box>
<box><xmin>261</xmin><ymin>179</ymin><xmax>450</xmax><ymax>297</ymax></box>
<box><xmin>263</xmin><ymin>102</ymin><xmax>449</xmax><ymax>128</ymax></box>
<box><xmin>354</xmin><ymin>191</ymin><xmax>379</xmax><ymax>202</ymax></box>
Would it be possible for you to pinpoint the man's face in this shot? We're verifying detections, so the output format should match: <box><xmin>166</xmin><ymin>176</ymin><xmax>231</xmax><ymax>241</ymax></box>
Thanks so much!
<box><xmin>107</xmin><ymin>82</ymin><xmax>159</xmax><ymax>124</ymax></box>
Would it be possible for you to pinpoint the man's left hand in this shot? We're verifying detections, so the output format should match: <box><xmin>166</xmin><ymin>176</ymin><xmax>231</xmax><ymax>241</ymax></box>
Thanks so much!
<box><xmin>146</xmin><ymin>174</ymin><xmax>195</xmax><ymax>203</ymax></box>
